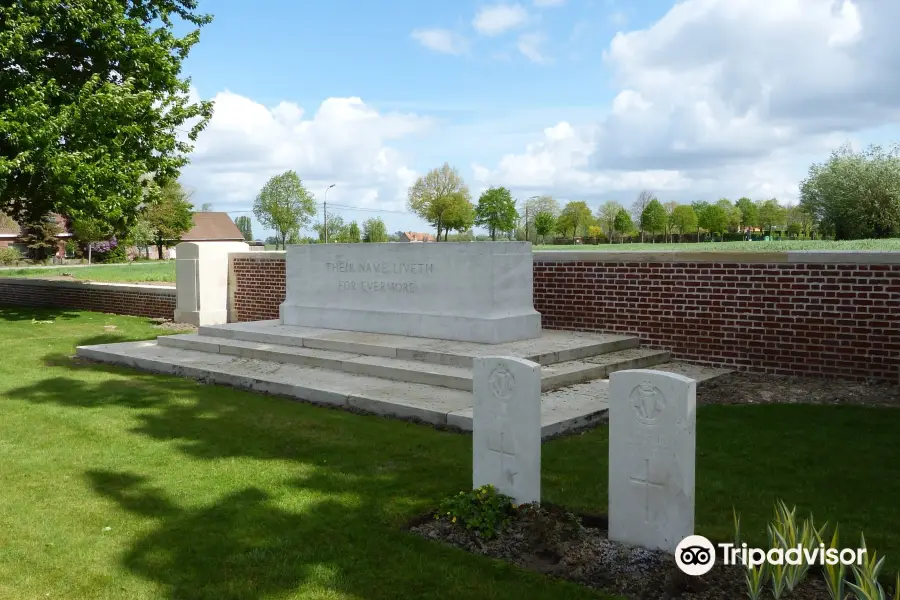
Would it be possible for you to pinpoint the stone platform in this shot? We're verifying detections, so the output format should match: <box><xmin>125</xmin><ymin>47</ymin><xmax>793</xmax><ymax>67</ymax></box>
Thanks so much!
<box><xmin>76</xmin><ymin>320</ymin><xmax>730</xmax><ymax>437</ymax></box>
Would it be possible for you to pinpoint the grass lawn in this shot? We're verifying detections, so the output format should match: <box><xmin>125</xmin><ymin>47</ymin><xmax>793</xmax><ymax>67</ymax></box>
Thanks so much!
<box><xmin>0</xmin><ymin>261</ymin><xmax>175</xmax><ymax>284</ymax></box>
<box><xmin>0</xmin><ymin>307</ymin><xmax>898</xmax><ymax>599</ymax></box>
<box><xmin>536</xmin><ymin>238</ymin><xmax>900</xmax><ymax>251</ymax></box>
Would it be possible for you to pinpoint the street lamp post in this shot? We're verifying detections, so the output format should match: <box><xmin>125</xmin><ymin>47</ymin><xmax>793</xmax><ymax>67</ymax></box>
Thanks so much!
<box><xmin>323</xmin><ymin>184</ymin><xmax>335</xmax><ymax>243</ymax></box>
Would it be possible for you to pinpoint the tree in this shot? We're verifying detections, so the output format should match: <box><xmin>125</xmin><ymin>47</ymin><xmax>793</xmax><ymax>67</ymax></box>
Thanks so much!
<box><xmin>474</xmin><ymin>187</ymin><xmax>518</xmax><ymax>240</ymax></box>
<box><xmin>556</xmin><ymin>201</ymin><xmax>593</xmax><ymax>239</ymax></box>
<box><xmin>20</xmin><ymin>214</ymin><xmax>62</xmax><ymax>262</ymax></box>
<box><xmin>757</xmin><ymin>198</ymin><xmax>785</xmax><ymax>237</ymax></box>
<box><xmin>143</xmin><ymin>180</ymin><xmax>194</xmax><ymax>259</ymax></box>
<box><xmin>715</xmin><ymin>198</ymin><xmax>741</xmax><ymax>233</ymax></box>
<box><xmin>800</xmin><ymin>143</ymin><xmax>900</xmax><ymax>239</ymax></box>
<box><xmin>347</xmin><ymin>221</ymin><xmax>361</xmax><ymax>243</ymax></box>
<box><xmin>126</xmin><ymin>218</ymin><xmax>155</xmax><ymax>258</ymax></box>
<box><xmin>613</xmin><ymin>209</ymin><xmax>633</xmax><ymax>240</ymax></box>
<box><xmin>234</xmin><ymin>216</ymin><xmax>253</xmax><ymax>241</ymax></box>
<box><xmin>670</xmin><ymin>205</ymin><xmax>698</xmax><ymax>241</ymax></box>
<box><xmin>640</xmin><ymin>199</ymin><xmax>668</xmax><ymax>241</ymax></box>
<box><xmin>631</xmin><ymin>190</ymin><xmax>654</xmax><ymax>242</ymax></box>
<box><xmin>597</xmin><ymin>201</ymin><xmax>624</xmax><ymax>242</ymax></box>
<box><xmin>523</xmin><ymin>195</ymin><xmax>559</xmax><ymax>241</ymax></box>
<box><xmin>362</xmin><ymin>217</ymin><xmax>389</xmax><ymax>243</ymax></box>
<box><xmin>406</xmin><ymin>163</ymin><xmax>469</xmax><ymax>241</ymax></box>
<box><xmin>71</xmin><ymin>216</ymin><xmax>112</xmax><ymax>264</ymax></box>
<box><xmin>314</xmin><ymin>214</ymin><xmax>347</xmax><ymax>243</ymax></box>
<box><xmin>442</xmin><ymin>193</ymin><xmax>476</xmax><ymax>240</ymax></box>
<box><xmin>0</xmin><ymin>0</ymin><xmax>213</xmax><ymax>229</ymax></box>
<box><xmin>696</xmin><ymin>203</ymin><xmax>730</xmax><ymax>240</ymax></box>
<box><xmin>533</xmin><ymin>211</ymin><xmax>555</xmax><ymax>244</ymax></box>
<box><xmin>663</xmin><ymin>201</ymin><xmax>678</xmax><ymax>242</ymax></box>
<box><xmin>735</xmin><ymin>197</ymin><xmax>758</xmax><ymax>232</ymax></box>
<box><xmin>199</xmin><ymin>203</ymin><xmax>213</xmax><ymax>212</ymax></box>
<box><xmin>253</xmin><ymin>171</ymin><xmax>316</xmax><ymax>250</ymax></box>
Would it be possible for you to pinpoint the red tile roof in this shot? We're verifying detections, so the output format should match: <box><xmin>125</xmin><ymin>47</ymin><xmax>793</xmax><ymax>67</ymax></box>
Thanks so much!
<box><xmin>402</xmin><ymin>231</ymin><xmax>436</xmax><ymax>242</ymax></box>
<box><xmin>180</xmin><ymin>212</ymin><xmax>244</xmax><ymax>242</ymax></box>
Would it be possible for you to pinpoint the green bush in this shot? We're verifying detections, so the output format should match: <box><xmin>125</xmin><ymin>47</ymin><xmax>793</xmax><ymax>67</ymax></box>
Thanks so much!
<box><xmin>435</xmin><ymin>485</ymin><xmax>517</xmax><ymax>539</ymax></box>
<box><xmin>98</xmin><ymin>245</ymin><xmax>128</xmax><ymax>263</ymax></box>
<box><xmin>0</xmin><ymin>246</ymin><xmax>22</xmax><ymax>265</ymax></box>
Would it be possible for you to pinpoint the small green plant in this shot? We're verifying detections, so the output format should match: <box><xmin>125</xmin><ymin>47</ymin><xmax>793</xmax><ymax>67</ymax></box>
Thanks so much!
<box><xmin>734</xmin><ymin>507</ymin><xmax>742</xmax><ymax>547</ymax></box>
<box><xmin>435</xmin><ymin>485</ymin><xmax>517</xmax><ymax>539</ymax></box>
<box><xmin>848</xmin><ymin>533</ymin><xmax>887</xmax><ymax>600</ymax></box>
<box><xmin>733</xmin><ymin>507</ymin><xmax>767</xmax><ymax>600</ymax></box>
<box><xmin>0</xmin><ymin>246</ymin><xmax>21</xmax><ymax>265</ymax></box>
<box><xmin>818</xmin><ymin>524</ymin><xmax>847</xmax><ymax>600</ymax></box>
<box><xmin>766</xmin><ymin>500</ymin><xmax>825</xmax><ymax>592</ymax></box>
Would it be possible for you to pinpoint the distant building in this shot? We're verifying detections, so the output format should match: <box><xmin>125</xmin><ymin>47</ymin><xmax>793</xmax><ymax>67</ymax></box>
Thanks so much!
<box><xmin>0</xmin><ymin>213</ymin><xmax>73</xmax><ymax>259</ymax></box>
<box><xmin>162</xmin><ymin>212</ymin><xmax>245</xmax><ymax>259</ymax></box>
<box><xmin>399</xmin><ymin>231</ymin><xmax>436</xmax><ymax>243</ymax></box>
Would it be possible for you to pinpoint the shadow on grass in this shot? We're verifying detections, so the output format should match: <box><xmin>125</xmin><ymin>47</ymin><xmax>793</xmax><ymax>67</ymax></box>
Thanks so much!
<box><xmin>0</xmin><ymin>305</ymin><xmax>81</xmax><ymax>321</ymax></box>
<box><xmin>86</xmin><ymin>470</ymin><xmax>364</xmax><ymax>600</ymax></box>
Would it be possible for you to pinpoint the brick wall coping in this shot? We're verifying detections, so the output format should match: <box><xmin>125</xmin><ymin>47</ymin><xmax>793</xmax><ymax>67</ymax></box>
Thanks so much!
<box><xmin>0</xmin><ymin>277</ymin><xmax>175</xmax><ymax>294</ymax></box>
<box><xmin>532</xmin><ymin>250</ymin><xmax>900</xmax><ymax>265</ymax></box>
<box><xmin>230</xmin><ymin>251</ymin><xmax>286</xmax><ymax>260</ymax></box>
<box><xmin>232</xmin><ymin>248</ymin><xmax>900</xmax><ymax>266</ymax></box>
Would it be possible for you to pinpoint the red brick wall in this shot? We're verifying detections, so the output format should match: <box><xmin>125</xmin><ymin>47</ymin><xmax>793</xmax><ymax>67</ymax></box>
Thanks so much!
<box><xmin>228</xmin><ymin>252</ymin><xmax>900</xmax><ymax>381</ymax></box>
<box><xmin>0</xmin><ymin>279</ymin><xmax>175</xmax><ymax>319</ymax></box>
<box><xmin>230</xmin><ymin>255</ymin><xmax>286</xmax><ymax>321</ymax></box>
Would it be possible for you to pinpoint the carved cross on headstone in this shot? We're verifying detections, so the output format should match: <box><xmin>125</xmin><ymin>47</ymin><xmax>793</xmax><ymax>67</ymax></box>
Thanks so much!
<box><xmin>488</xmin><ymin>429</ymin><xmax>518</xmax><ymax>485</ymax></box>
<box><xmin>630</xmin><ymin>457</ymin><xmax>666</xmax><ymax>524</ymax></box>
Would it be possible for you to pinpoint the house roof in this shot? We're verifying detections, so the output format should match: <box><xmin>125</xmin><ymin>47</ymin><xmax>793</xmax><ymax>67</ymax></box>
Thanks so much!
<box><xmin>180</xmin><ymin>212</ymin><xmax>245</xmax><ymax>242</ymax></box>
<box><xmin>0</xmin><ymin>212</ymin><xmax>71</xmax><ymax>237</ymax></box>
<box><xmin>403</xmin><ymin>231</ymin><xmax>436</xmax><ymax>242</ymax></box>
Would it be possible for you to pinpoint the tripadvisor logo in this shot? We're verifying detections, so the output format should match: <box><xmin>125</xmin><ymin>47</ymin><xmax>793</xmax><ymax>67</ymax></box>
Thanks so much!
<box><xmin>675</xmin><ymin>535</ymin><xmax>867</xmax><ymax>577</ymax></box>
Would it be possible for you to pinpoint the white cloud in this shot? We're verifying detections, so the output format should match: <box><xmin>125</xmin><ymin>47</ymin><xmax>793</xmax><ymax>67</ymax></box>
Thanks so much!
<box><xmin>411</xmin><ymin>28</ymin><xmax>468</xmax><ymax>55</ymax></box>
<box><xmin>477</xmin><ymin>0</ymin><xmax>900</xmax><ymax>203</ymax></box>
<box><xmin>473</xmin><ymin>4</ymin><xmax>530</xmax><ymax>36</ymax></box>
<box><xmin>517</xmin><ymin>32</ymin><xmax>551</xmax><ymax>64</ymax></box>
<box><xmin>180</xmin><ymin>92</ymin><xmax>429</xmax><ymax>220</ymax></box>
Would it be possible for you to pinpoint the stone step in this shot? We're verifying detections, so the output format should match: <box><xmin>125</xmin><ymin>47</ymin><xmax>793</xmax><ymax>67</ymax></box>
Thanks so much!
<box><xmin>156</xmin><ymin>333</ymin><xmax>670</xmax><ymax>392</ymax></box>
<box><xmin>197</xmin><ymin>320</ymin><xmax>641</xmax><ymax>368</ymax></box>
<box><xmin>75</xmin><ymin>340</ymin><xmax>612</xmax><ymax>438</ymax></box>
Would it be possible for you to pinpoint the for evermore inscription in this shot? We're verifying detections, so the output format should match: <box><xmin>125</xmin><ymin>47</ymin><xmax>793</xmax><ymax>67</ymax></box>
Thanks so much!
<box><xmin>327</xmin><ymin>260</ymin><xmax>435</xmax><ymax>294</ymax></box>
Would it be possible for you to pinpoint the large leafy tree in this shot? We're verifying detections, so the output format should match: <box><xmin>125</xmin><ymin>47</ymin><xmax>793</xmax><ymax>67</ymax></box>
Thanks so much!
<box><xmin>613</xmin><ymin>209</ymin><xmax>633</xmax><ymax>240</ymax></box>
<box><xmin>670</xmin><ymin>205</ymin><xmax>698</xmax><ymax>241</ymax></box>
<box><xmin>406</xmin><ymin>163</ymin><xmax>469</xmax><ymax>241</ymax></box>
<box><xmin>442</xmin><ymin>192</ymin><xmax>476</xmax><ymax>241</ymax></box>
<box><xmin>556</xmin><ymin>201</ymin><xmax>593</xmax><ymax>239</ymax></box>
<box><xmin>735</xmin><ymin>197</ymin><xmax>758</xmax><ymax>230</ymax></box>
<box><xmin>640</xmin><ymin>198</ymin><xmax>667</xmax><ymax>240</ymax></box>
<box><xmin>143</xmin><ymin>180</ymin><xmax>194</xmax><ymax>259</ymax></box>
<box><xmin>314</xmin><ymin>214</ymin><xmax>347</xmax><ymax>243</ymax></box>
<box><xmin>631</xmin><ymin>190</ymin><xmax>654</xmax><ymax>242</ymax></box>
<box><xmin>800</xmin><ymin>143</ymin><xmax>900</xmax><ymax>239</ymax></box>
<box><xmin>253</xmin><ymin>171</ymin><xmax>316</xmax><ymax>249</ymax></box>
<box><xmin>234</xmin><ymin>216</ymin><xmax>253</xmax><ymax>241</ymax></box>
<box><xmin>533</xmin><ymin>211</ymin><xmax>555</xmax><ymax>244</ymax></box>
<box><xmin>0</xmin><ymin>0</ymin><xmax>214</xmax><ymax>229</ymax></box>
<box><xmin>597</xmin><ymin>201</ymin><xmax>624</xmax><ymax>241</ymax></box>
<box><xmin>71</xmin><ymin>216</ymin><xmax>113</xmax><ymax>264</ymax></box>
<box><xmin>362</xmin><ymin>217</ymin><xmax>388</xmax><ymax>243</ymax></box>
<box><xmin>756</xmin><ymin>198</ymin><xmax>786</xmax><ymax>237</ymax></box>
<box><xmin>474</xmin><ymin>187</ymin><xmax>518</xmax><ymax>240</ymax></box>
<box><xmin>523</xmin><ymin>195</ymin><xmax>558</xmax><ymax>241</ymax></box>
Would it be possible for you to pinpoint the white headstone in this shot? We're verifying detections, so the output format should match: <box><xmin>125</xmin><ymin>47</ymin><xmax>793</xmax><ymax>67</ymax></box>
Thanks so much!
<box><xmin>279</xmin><ymin>242</ymin><xmax>541</xmax><ymax>343</ymax></box>
<box><xmin>472</xmin><ymin>356</ymin><xmax>541</xmax><ymax>504</ymax></box>
<box><xmin>174</xmin><ymin>241</ymin><xmax>249</xmax><ymax>326</ymax></box>
<box><xmin>608</xmin><ymin>369</ymin><xmax>696</xmax><ymax>553</ymax></box>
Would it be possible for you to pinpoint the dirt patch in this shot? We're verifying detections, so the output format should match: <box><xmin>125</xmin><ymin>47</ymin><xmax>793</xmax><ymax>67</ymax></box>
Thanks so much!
<box><xmin>410</xmin><ymin>505</ymin><xmax>839</xmax><ymax>600</ymax></box>
<box><xmin>698</xmin><ymin>372</ymin><xmax>900</xmax><ymax>408</ymax></box>
<box><xmin>149</xmin><ymin>318</ymin><xmax>197</xmax><ymax>332</ymax></box>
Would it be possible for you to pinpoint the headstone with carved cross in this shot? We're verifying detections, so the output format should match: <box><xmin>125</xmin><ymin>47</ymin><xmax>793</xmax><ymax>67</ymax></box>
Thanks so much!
<box><xmin>472</xmin><ymin>356</ymin><xmax>541</xmax><ymax>504</ymax></box>
<box><xmin>608</xmin><ymin>369</ymin><xmax>696</xmax><ymax>552</ymax></box>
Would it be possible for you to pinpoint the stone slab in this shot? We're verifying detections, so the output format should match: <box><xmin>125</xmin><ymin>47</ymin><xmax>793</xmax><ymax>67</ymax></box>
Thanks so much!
<box><xmin>608</xmin><ymin>369</ymin><xmax>696</xmax><ymax>553</ymax></box>
<box><xmin>473</xmin><ymin>357</ymin><xmax>541</xmax><ymax>504</ymax></box>
<box><xmin>75</xmin><ymin>340</ymin><xmax>620</xmax><ymax>438</ymax></box>
<box><xmin>174</xmin><ymin>241</ymin><xmax>249</xmax><ymax>326</ymax></box>
<box><xmin>278</xmin><ymin>242</ymin><xmax>541</xmax><ymax>343</ymax></box>
<box><xmin>199</xmin><ymin>320</ymin><xmax>640</xmax><ymax>368</ymax></box>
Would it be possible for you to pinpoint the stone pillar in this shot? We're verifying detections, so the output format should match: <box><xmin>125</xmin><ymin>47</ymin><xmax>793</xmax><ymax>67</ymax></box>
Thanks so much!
<box><xmin>174</xmin><ymin>241</ymin><xmax>249</xmax><ymax>326</ymax></box>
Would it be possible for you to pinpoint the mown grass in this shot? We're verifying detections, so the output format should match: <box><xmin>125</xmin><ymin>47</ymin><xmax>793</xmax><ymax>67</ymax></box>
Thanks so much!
<box><xmin>0</xmin><ymin>307</ymin><xmax>898</xmax><ymax>599</ymax></box>
<box><xmin>536</xmin><ymin>238</ymin><xmax>900</xmax><ymax>251</ymax></box>
<box><xmin>0</xmin><ymin>261</ymin><xmax>175</xmax><ymax>284</ymax></box>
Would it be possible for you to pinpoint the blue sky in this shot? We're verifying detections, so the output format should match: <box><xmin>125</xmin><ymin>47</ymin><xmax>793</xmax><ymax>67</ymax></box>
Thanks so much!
<box><xmin>176</xmin><ymin>0</ymin><xmax>900</xmax><ymax>240</ymax></box>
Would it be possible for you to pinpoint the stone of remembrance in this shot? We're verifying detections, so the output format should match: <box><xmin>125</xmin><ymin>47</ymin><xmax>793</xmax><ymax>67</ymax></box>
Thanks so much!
<box><xmin>279</xmin><ymin>242</ymin><xmax>542</xmax><ymax>344</ymax></box>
